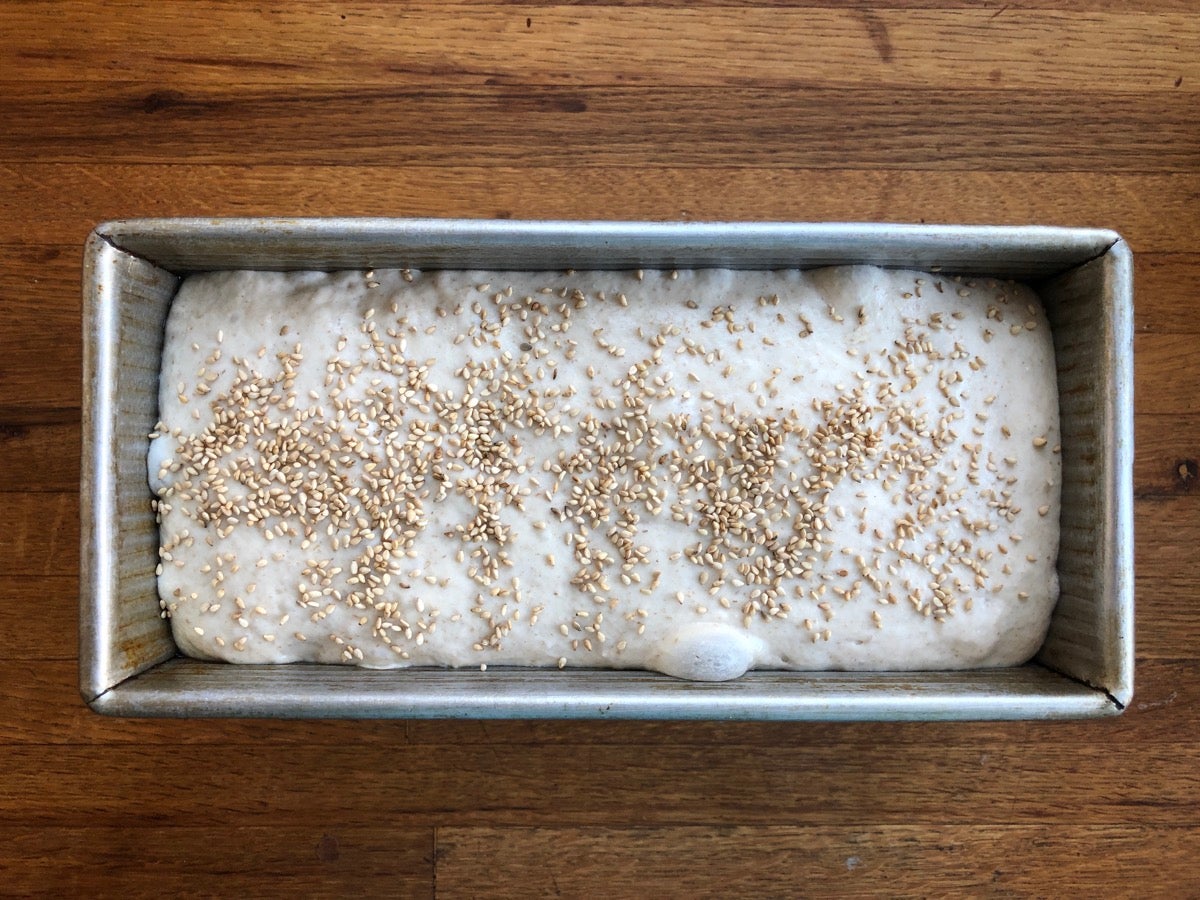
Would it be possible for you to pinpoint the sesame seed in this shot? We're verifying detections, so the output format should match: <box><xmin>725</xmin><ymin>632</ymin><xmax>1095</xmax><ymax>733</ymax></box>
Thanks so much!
<box><xmin>156</xmin><ymin>265</ymin><xmax>1053</xmax><ymax>674</ymax></box>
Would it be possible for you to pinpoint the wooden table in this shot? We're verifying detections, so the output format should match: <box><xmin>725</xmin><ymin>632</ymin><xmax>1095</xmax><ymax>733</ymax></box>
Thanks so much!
<box><xmin>3</xmin><ymin>2</ymin><xmax>1198</xmax><ymax>895</ymax></box>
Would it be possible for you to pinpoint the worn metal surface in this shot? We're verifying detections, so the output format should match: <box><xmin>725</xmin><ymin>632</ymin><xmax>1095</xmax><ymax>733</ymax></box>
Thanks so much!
<box><xmin>90</xmin><ymin>659</ymin><xmax>1113</xmax><ymax>721</ymax></box>
<box><xmin>80</xmin><ymin>219</ymin><xmax>1134</xmax><ymax>719</ymax></box>
<box><xmin>95</xmin><ymin>218</ymin><xmax>1118</xmax><ymax>277</ymax></box>
<box><xmin>80</xmin><ymin>233</ymin><xmax>179</xmax><ymax>703</ymax></box>
<box><xmin>1034</xmin><ymin>240</ymin><xmax>1135</xmax><ymax>705</ymax></box>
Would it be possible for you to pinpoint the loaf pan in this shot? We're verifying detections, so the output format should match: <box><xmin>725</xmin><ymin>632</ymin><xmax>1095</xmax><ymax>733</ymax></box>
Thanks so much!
<box><xmin>80</xmin><ymin>219</ymin><xmax>1134</xmax><ymax>719</ymax></box>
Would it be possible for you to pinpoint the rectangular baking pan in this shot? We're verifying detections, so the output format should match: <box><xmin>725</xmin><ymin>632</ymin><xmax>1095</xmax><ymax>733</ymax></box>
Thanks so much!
<box><xmin>81</xmin><ymin>219</ymin><xmax>1134</xmax><ymax>719</ymax></box>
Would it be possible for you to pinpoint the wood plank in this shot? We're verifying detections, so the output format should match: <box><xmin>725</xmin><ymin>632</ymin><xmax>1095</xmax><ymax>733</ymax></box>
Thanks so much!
<box><xmin>1135</xmin><ymin>254</ymin><xmax>1200</xmax><ymax>334</ymax></box>
<box><xmin>0</xmin><ymin>576</ymin><xmax>76</xmax><ymax>660</ymax></box>
<box><xmin>0</xmin><ymin>409</ymin><xmax>79</xmax><ymax>492</ymax></box>
<box><xmin>3</xmin><ymin>658</ymin><xmax>1191</xmax><ymax>747</ymax></box>
<box><xmin>1136</xmin><ymin>574</ymin><xmax>1197</xmax><ymax>662</ymax></box>
<box><xmin>1135</xmin><ymin>334</ymin><xmax>1200</xmax><ymax>416</ymax></box>
<box><xmin>326</xmin><ymin>0</ymin><xmax>1200</xmax><ymax>9</ymax></box>
<box><xmin>1134</xmin><ymin>495</ymin><xmax>1198</xmax><ymax>573</ymax></box>
<box><xmin>434</xmin><ymin>824</ymin><xmax>1200</xmax><ymax>898</ymax></box>
<box><xmin>356</xmin><ymin>0</ymin><xmax>1200</xmax><ymax>7</ymax></box>
<box><xmin>0</xmin><ymin>356</ymin><xmax>78</xmax><ymax>410</ymax></box>
<box><xmin>1</xmin><ymin>739</ymin><xmax>1197</xmax><ymax>827</ymax></box>
<box><xmin>0</xmin><ymin>493</ymin><xmax>78</xmax><ymax>577</ymax></box>
<box><xmin>1</xmin><ymin>83</ymin><xmax>1195</xmax><ymax>171</ymax></box>
<box><xmin>0</xmin><ymin>246</ymin><xmax>80</xmax><ymax>410</ymax></box>
<box><xmin>10</xmin><ymin>0</ymin><xmax>1183</xmax><ymax>9</ymax></box>
<box><xmin>4</xmin><ymin>168</ymin><xmax>1198</xmax><ymax>252</ymax></box>
<box><xmin>0</xmin><ymin>825</ymin><xmax>433</xmax><ymax>898</ymax></box>
<box><xmin>1136</xmin><ymin>414</ymin><xmax>1199</xmax><ymax>499</ymax></box>
<box><xmin>1</xmin><ymin>245</ymin><xmax>79</xmax><ymax>339</ymax></box>
<box><xmin>4</xmin><ymin>5</ymin><xmax>1196</xmax><ymax>92</ymax></box>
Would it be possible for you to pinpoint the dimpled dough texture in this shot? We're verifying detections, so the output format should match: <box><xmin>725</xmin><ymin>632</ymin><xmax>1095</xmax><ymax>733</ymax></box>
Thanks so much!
<box><xmin>150</xmin><ymin>266</ymin><xmax>1061</xmax><ymax>681</ymax></box>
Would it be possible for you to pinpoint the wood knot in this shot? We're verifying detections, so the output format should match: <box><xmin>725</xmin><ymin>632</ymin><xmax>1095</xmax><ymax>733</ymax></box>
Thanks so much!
<box><xmin>141</xmin><ymin>89</ymin><xmax>186</xmax><ymax>113</ymax></box>
<box><xmin>316</xmin><ymin>833</ymin><xmax>340</xmax><ymax>862</ymax></box>
<box><xmin>1175</xmin><ymin>458</ymin><xmax>1198</xmax><ymax>491</ymax></box>
<box><xmin>0</xmin><ymin>423</ymin><xmax>28</xmax><ymax>441</ymax></box>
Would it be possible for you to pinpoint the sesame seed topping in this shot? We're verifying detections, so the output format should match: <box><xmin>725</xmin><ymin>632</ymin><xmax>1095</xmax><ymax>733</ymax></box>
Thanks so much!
<box><xmin>154</xmin><ymin>266</ymin><xmax>1058</xmax><ymax>674</ymax></box>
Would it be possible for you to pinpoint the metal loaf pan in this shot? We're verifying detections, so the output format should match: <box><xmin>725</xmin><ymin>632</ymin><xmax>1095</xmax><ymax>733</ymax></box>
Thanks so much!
<box><xmin>81</xmin><ymin>219</ymin><xmax>1134</xmax><ymax>720</ymax></box>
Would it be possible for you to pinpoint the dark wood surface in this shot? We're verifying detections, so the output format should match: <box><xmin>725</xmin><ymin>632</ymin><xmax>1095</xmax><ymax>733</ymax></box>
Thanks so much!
<box><xmin>2</xmin><ymin>2</ymin><xmax>1197</xmax><ymax>896</ymax></box>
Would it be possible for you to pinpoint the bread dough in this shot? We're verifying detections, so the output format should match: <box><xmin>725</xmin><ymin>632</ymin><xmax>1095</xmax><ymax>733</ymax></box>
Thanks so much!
<box><xmin>151</xmin><ymin>266</ymin><xmax>1060</xmax><ymax>679</ymax></box>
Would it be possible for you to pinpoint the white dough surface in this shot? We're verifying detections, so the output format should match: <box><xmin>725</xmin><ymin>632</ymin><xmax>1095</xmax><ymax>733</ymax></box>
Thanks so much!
<box><xmin>151</xmin><ymin>266</ymin><xmax>1060</xmax><ymax>679</ymax></box>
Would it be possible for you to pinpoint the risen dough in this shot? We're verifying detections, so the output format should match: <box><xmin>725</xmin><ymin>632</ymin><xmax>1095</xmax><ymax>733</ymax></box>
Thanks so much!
<box><xmin>151</xmin><ymin>266</ymin><xmax>1060</xmax><ymax>679</ymax></box>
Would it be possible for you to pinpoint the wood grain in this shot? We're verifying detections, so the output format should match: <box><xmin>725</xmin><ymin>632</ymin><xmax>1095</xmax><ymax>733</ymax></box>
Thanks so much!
<box><xmin>4</xmin><ymin>0</ymin><xmax>1198</xmax><ymax>893</ymax></box>
<box><xmin>5</xmin><ymin>5</ymin><xmax>1197</xmax><ymax>92</ymax></box>
<box><xmin>435</xmin><ymin>825</ymin><xmax>1200</xmax><ymax>898</ymax></box>
<box><xmin>0</xmin><ymin>493</ymin><xmax>77</xmax><ymax>577</ymax></box>
<box><xmin>1136</xmin><ymin>574</ymin><xmax>1200</xmax><ymax>661</ymax></box>
<box><xmin>1135</xmin><ymin>414</ymin><xmax>1199</xmax><ymax>498</ymax></box>
<box><xmin>3</xmin><ymin>82</ymin><xmax>1196</xmax><ymax>171</ymax></box>
<box><xmin>1135</xmin><ymin>254</ymin><xmax>1200</xmax><ymax>333</ymax></box>
<box><xmin>0</xmin><ymin>410</ymin><xmax>79</xmax><ymax>492</ymax></box>
<box><xmin>2</xmin><ymin>739</ymin><xmax>1198</xmax><ymax>828</ymax></box>
<box><xmin>1</xmin><ymin>825</ymin><xmax>434</xmax><ymax>899</ymax></box>
<box><xmin>1135</xmin><ymin>334</ymin><xmax>1200</xmax><ymax>416</ymax></box>
<box><xmin>0</xmin><ymin>576</ymin><xmax>76</xmax><ymax>660</ymax></box>
<box><xmin>4</xmin><ymin>168</ymin><xmax>1199</xmax><ymax>251</ymax></box>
